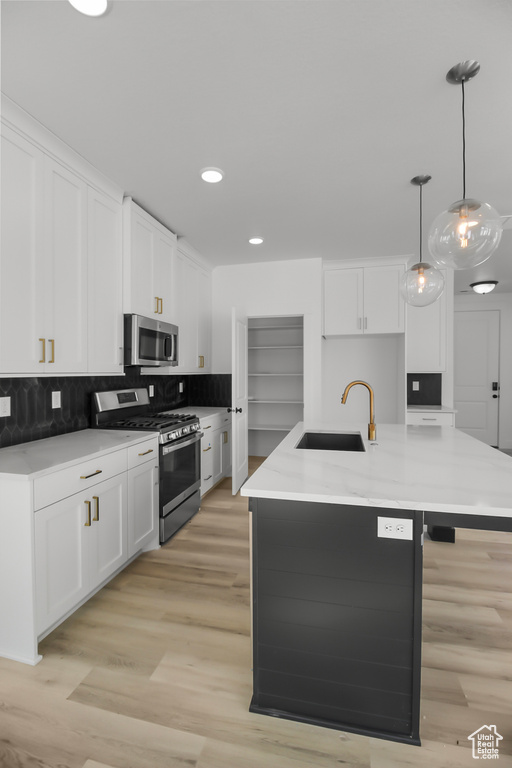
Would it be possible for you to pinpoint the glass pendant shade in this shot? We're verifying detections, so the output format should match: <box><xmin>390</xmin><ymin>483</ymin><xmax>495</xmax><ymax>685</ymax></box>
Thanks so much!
<box><xmin>400</xmin><ymin>260</ymin><xmax>445</xmax><ymax>307</ymax></box>
<box><xmin>428</xmin><ymin>198</ymin><xmax>502</xmax><ymax>270</ymax></box>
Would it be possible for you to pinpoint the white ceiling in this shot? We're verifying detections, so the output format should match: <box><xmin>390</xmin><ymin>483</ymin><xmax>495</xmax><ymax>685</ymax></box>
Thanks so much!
<box><xmin>2</xmin><ymin>0</ymin><xmax>511</xmax><ymax>293</ymax></box>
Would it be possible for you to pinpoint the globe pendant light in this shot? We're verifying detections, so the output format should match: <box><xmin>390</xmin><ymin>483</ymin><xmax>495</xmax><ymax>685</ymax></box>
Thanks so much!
<box><xmin>428</xmin><ymin>61</ymin><xmax>502</xmax><ymax>270</ymax></box>
<box><xmin>401</xmin><ymin>175</ymin><xmax>445</xmax><ymax>307</ymax></box>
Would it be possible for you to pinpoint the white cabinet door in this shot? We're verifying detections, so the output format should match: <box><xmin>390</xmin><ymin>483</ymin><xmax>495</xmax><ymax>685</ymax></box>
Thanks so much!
<box><xmin>174</xmin><ymin>249</ymin><xmax>196</xmax><ymax>371</ymax></box>
<box><xmin>212</xmin><ymin>427</ymin><xmax>223</xmax><ymax>486</ymax></box>
<box><xmin>364</xmin><ymin>265</ymin><xmax>404</xmax><ymax>334</ymax></box>
<box><xmin>196</xmin><ymin>265</ymin><xmax>212</xmax><ymax>372</ymax></box>
<box><xmin>0</xmin><ymin>125</ymin><xmax>46</xmax><ymax>373</ymax></box>
<box><xmin>323</xmin><ymin>268</ymin><xmax>363</xmax><ymax>335</ymax></box>
<box><xmin>35</xmin><ymin>490</ymin><xmax>91</xmax><ymax>634</ymax></box>
<box><xmin>88</xmin><ymin>188</ymin><xmax>123</xmax><ymax>373</ymax></box>
<box><xmin>127</xmin><ymin>460</ymin><xmax>159</xmax><ymax>557</ymax></box>
<box><xmin>200</xmin><ymin>431</ymin><xmax>214</xmax><ymax>494</ymax></box>
<box><xmin>155</xmin><ymin>230</ymin><xmax>175</xmax><ymax>324</ymax></box>
<box><xmin>91</xmin><ymin>474</ymin><xmax>127</xmax><ymax>586</ymax></box>
<box><xmin>220</xmin><ymin>424</ymin><xmax>232</xmax><ymax>477</ymax></box>
<box><xmin>44</xmin><ymin>156</ymin><xmax>88</xmax><ymax>372</ymax></box>
<box><xmin>406</xmin><ymin>273</ymin><xmax>447</xmax><ymax>372</ymax></box>
<box><xmin>35</xmin><ymin>473</ymin><xmax>127</xmax><ymax>635</ymax></box>
<box><xmin>123</xmin><ymin>199</ymin><xmax>176</xmax><ymax>322</ymax></box>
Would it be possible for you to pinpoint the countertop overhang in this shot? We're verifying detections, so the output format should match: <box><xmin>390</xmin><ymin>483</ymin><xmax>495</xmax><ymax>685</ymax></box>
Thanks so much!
<box><xmin>241</xmin><ymin>422</ymin><xmax>512</xmax><ymax>521</ymax></box>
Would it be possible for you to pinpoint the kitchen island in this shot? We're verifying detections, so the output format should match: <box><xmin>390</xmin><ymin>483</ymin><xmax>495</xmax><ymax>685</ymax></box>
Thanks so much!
<box><xmin>241</xmin><ymin>422</ymin><xmax>512</xmax><ymax>745</ymax></box>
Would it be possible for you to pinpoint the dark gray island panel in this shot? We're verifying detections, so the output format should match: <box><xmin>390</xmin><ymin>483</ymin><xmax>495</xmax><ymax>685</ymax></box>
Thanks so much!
<box><xmin>250</xmin><ymin>497</ymin><xmax>423</xmax><ymax>745</ymax></box>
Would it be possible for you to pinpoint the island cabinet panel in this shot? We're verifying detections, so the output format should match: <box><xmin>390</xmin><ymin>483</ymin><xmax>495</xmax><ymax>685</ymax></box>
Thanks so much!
<box><xmin>250</xmin><ymin>498</ymin><xmax>423</xmax><ymax>745</ymax></box>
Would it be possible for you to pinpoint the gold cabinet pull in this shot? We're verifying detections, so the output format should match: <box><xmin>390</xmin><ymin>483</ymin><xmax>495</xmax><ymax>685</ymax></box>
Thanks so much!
<box><xmin>39</xmin><ymin>338</ymin><xmax>46</xmax><ymax>363</ymax></box>
<box><xmin>49</xmin><ymin>339</ymin><xmax>55</xmax><ymax>363</ymax></box>
<box><xmin>204</xmin><ymin>474</ymin><xmax>212</xmax><ymax>481</ymax></box>
<box><xmin>138</xmin><ymin>448</ymin><xmax>154</xmax><ymax>456</ymax></box>
<box><xmin>84</xmin><ymin>500</ymin><xmax>91</xmax><ymax>527</ymax></box>
<box><xmin>203</xmin><ymin>425</ymin><xmax>211</xmax><ymax>430</ymax></box>
<box><xmin>80</xmin><ymin>469</ymin><xmax>102</xmax><ymax>480</ymax></box>
<box><xmin>223</xmin><ymin>431</ymin><xmax>228</xmax><ymax>444</ymax></box>
<box><xmin>155</xmin><ymin>297</ymin><xmax>159</xmax><ymax>314</ymax></box>
<box><xmin>203</xmin><ymin>446</ymin><xmax>212</xmax><ymax>452</ymax></box>
<box><xmin>92</xmin><ymin>496</ymin><xmax>100</xmax><ymax>522</ymax></box>
<box><xmin>159</xmin><ymin>297</ymin><xmax>163</xmax><ymax>314</ymax></box>
<box><xmin>198</xmin><ymin>355</ymin><xmax>204</xmax><ymax>368</ymax></box>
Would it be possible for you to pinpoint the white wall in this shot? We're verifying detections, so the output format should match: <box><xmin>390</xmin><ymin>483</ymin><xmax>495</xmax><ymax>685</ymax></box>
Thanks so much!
<box><xmin>322</xmin><ymin>335</ymin><xmax>405</xmax><ymax>427</ymax></box>
<box><xmin>212</xmin><ymin>258</ymin><xmax>323</xmax><ymax>422</ymax></box>
<box><xmin>454</xmin><ymin>293</ymin><xmax>512</xmax><ymax>450</ymax></box>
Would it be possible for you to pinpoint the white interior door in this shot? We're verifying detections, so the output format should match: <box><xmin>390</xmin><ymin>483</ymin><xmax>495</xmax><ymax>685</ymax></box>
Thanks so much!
<box><xmin>454</xmin><ymin>309</ymin><xmax>500</xmax><ymax>446</ymax></box>
<box><xmin>231</xmin><ymin>307</ymin><xmax>249</xmax><ymax>494</ymax></box>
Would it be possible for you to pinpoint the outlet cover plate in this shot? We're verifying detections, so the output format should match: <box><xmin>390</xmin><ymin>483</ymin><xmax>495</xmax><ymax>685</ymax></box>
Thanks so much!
<box><xmin>0</xmin><ymin>396</ymin><xmax>11</xmax><ymax>417</ymax></box>
<box><xmin>377</xmin><ymin>517</ymin><xmax>413</xmax><ymax>540</ymax></box>
<box><xmin>51</xmin><ymin>391</ymin><xmax>61</xmax><ymax>409</ymax></box>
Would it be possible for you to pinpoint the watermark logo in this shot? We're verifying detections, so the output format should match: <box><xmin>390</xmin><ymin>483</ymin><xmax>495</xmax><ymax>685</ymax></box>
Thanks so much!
<box><xmin>468</xmin><ymin>725</ymin><xmax>503</xmax><ymax>760</ymax></box>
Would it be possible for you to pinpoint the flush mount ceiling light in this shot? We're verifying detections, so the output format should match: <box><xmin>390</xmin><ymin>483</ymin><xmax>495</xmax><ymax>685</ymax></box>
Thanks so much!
<box><xmin>470</xmin><ymin>281</ymin><xmax>498</xmax><ymax>294</ymax></box>
<box><xmin>249</xmin><ymin>237</ymin><xmax>264</xmax><ymax>245</ymax></box>
<box><xmin>68</xmin><ymin>0</ymin><xmax>108</xmax><ymax>16</ymax></box>
<box><xmin>400</xmin><ymin>175</ymin><xmax>445</xmax><ymax>307</ymax></box>
<box><xmin>428</xmin><ymin>61</ymin><xmax>502</xmax><ymax>270</ymax></box>
<box><xmin>200</xmin><ymin>168</ymin><xmax>224</xmax><ymax>183</ymax></box>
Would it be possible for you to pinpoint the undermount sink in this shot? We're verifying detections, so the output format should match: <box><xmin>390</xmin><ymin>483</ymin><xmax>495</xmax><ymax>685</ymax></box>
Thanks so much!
<box><xmin>295</xmin><ymin>431</ymin><xmax>365</xmax><ymax>452</ymax></box>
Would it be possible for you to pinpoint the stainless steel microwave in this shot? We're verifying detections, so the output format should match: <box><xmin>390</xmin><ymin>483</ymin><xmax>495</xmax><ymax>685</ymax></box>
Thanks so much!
<box><xmin>124</xmin><ymin>314</ymin><xmax>179</xmax><ymax>367</ymax></box>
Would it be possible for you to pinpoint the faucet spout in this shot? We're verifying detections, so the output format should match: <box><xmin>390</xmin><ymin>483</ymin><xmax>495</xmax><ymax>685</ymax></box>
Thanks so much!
<box><xmin>341</xmin><ymin>380</ymin><xmax>376</xmax><ymax>441</ymax></box>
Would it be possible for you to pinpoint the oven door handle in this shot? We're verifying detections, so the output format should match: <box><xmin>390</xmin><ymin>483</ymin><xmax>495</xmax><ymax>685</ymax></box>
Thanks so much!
<box><xmin>162</xmin><ymin>432</ymin><xmax>203</xmax><ymax>455</ymax></box>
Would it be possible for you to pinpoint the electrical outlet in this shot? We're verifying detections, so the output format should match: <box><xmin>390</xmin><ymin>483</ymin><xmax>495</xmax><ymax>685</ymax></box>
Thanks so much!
<box><xmin>412</xmin><ymin>381</ymin><xmax>420</xmax><ymax>391</ymax></box>
<box><xmin>149</xmin><ymin>385</ymin><xmax>155</xmax><ymax>397</ymax></box>
<box><xmin>52</xmin><ymin>391</ymin><xmax>61</xmax><ymax>409</ymax></box>
<box><xmin>179</xmin><ymin>382</ymin><xmax>184</xmax><ymax>393</ymax></box>
<box><xmin>0</xmin><ymin>396</ymin><xmax>11</xmax><ymax>418</ymax></box>
<box><xmin>377</xmin><ymin>517</ymin><xmax>413</xmax><ymax>540</ymax></box>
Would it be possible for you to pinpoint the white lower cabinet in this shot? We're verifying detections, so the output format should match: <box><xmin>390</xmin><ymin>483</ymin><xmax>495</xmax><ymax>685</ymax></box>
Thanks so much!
<box><xmin>198</xmin><ymin>411</ymin><xmax>231</xmax><ymax>495</ymax></box>
<box><xmin>127</xmin><ymin>456</ymin><xmax>159</xmax><ymax>558</ymax></box>
<box><xmin>406</xmin><ymin>411</ymin><xmax>455</xmax><ymax>427</ymax></box>
<box><xmin>35</xmin><ymin>473</ymin><xmax>127</xmax><ymax>635</ymax></box>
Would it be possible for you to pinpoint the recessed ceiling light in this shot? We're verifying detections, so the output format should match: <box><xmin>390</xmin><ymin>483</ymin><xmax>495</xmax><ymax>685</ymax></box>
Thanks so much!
<box><xmin>68</xmin><ymin>0</ymin><xmax>108</xmax><ymax>16</ymax></box>
<box><xmin>249</xmin><ymin>237</ymin><xmax>264</xmax><ymax>245</ymax></box>
<box><xmin>200</xmin><ymin>168</ymin><xmax>224</xmax><ymax>183</ymax></box>
<box><xmin>470</xmin><ymin>281</ymin><xmax>498</xmax><ymax>294</ymax></box>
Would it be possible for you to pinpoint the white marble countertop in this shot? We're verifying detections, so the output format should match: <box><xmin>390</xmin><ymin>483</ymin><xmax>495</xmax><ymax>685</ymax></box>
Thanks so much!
<box><xmin>241</xmin><ymin>422</ymin><xmax>512</xmax><ymax>518</ymax></box>
<box><xmin>0</xmin><ymin>429</ymin><xmax>158</xmax><ymax>480</ymax></box>
<box><xmin>407</xmin><ymin>405</ymin><xmax>456</xmax><ymax>413</ymax></box>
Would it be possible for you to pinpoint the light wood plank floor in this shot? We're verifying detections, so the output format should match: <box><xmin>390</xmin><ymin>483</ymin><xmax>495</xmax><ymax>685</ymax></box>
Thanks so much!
<box><xmin>1</xmin><ymin>457</ymin><xmax>511</xmax><ymax>768</ymax></box>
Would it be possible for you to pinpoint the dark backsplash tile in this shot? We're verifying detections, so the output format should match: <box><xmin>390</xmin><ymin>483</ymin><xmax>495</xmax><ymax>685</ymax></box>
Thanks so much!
<box><xmin>407</xmin><ymin>373</ymin><xmax>442</xmax><ymax>406</ymax></box>
<box><xmin>0</xmin><ymin>371</ymin><xmax>232</xmax><ymax>449</ymax></box>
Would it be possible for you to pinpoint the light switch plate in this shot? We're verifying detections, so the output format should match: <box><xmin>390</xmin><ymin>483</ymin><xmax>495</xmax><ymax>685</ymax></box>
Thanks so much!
<box><xmin>51</xmin><ymin>391</ymin><xmax>61</xmax><ymax>409</ymax></box>
<box><xmin>179</xmin><ymin>382</ymin><xmax>184</xmax><ymax>393</ymax></box>
<box><xmin>412</xmin><ymin>381</ymin><xmax>420</xmax><ymax>391</ymax></box>
<box><xmin>377</xmin><ymin>517</ymin><xmax>413</xmax><ymax>540</ymax></box>
<box><xmin>0</xmin><ymin>396</ymin><xmax>11</xmax><ymax>417</ymax></box>
<box><xmin>149</xmin><ymin>385</ymin><xmax>155</xmax><ymax>397</ymax></box>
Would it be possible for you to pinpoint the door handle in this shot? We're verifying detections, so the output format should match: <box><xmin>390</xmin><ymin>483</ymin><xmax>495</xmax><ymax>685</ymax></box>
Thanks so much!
<box><xmin>492</xmin><ymin>394</ymin><xmax>499</xmax><ymax>399</ymax></box>
<box><xmin>227</xmin><ymin>408</ymin><xmax>242</xmax><ymax>413</ymax></box>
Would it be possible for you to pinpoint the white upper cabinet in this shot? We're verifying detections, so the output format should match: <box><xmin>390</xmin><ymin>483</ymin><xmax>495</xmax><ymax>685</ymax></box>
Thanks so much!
<box><xmin>323</xmin><ymin>263</ymin><xmax>405</xmax><ymax>336</ymax></box>
<box><xmin>173</xmin><ymin>242</ymin><xmax>212</xmax><ymax>373</ymax></box>
<box><xmin>44</xmin><ymin>156</ymin><xmax>88</xmax><ymax>373</ymax></box>
<box><xmin>88</xmin><ymin>187</ymin><xmax>123</xmax><ymax>374</ymax></box>
<box><xmin>0</xmin><ymin>102</ymin><xmax>124</xmax><ymax>376</ymax></box>
<box><xmin>406</xmin><ymin>269</ymin><xmax>449</xmax><ymax>372</ymax></box>
<box><xmin>0</xmin><ymin>124</ymin><xmax>46</xmax><ymax>373</ymax></box>
<box><xmin>123</xmin><ymin>198</ymin><xmax>176</xmax><ymax>324</ymax></box>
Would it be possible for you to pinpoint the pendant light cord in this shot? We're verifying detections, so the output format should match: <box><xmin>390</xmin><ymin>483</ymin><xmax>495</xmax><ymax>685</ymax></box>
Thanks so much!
<box><xmin>461</xmin><ymin>79</ymin><xmax>466</xmax><ymax>199</ymax></box>
<box><xmin>419</xmin><ymin>183</ymin><xmax>423</xmax><ymax>263</ymax></box>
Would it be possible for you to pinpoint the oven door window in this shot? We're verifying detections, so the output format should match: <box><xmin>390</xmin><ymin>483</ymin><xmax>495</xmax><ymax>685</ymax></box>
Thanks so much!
<box><xmin>160</xmin><ymin>438</ymin><xmax>200</xmax><ymax>514</ymax></box>
<box><xmin>139</xmin><ymin>328</ymin><xmax>176</xmax><ymax>363</ymax></box>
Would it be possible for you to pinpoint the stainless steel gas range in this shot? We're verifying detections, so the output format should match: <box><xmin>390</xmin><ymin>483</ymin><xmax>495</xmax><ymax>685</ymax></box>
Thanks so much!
<box><xmin>92</xmin><ymin>388</ymin><xmax>203</xmax><ymax>543</ymax></box>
